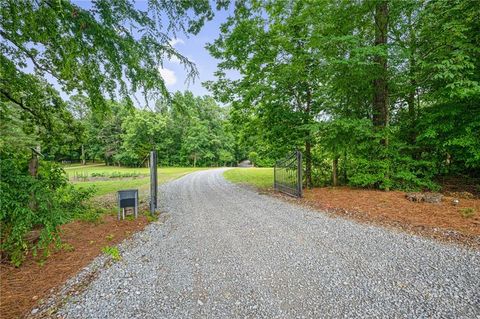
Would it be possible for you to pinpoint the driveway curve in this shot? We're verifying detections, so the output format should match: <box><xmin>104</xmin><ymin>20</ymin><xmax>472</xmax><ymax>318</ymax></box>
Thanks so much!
<box><xmin>60</xmin><ymin>168</ymin><xmax>479</xmax><ymax>318</ymax></box>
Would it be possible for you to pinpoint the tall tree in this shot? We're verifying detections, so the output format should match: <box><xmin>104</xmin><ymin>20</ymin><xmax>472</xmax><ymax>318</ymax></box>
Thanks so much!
<box><xmin>207</xmin><ymin>1</ymin><xmax>324</xmax><ymax>187</ymax></box>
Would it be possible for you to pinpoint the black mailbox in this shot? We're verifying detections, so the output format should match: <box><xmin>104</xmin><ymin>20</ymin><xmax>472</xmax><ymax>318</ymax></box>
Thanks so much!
<box><xmin>117</xmin><ymin>189</ymin><xmax>138</xmax><ymax>220</ymax></box>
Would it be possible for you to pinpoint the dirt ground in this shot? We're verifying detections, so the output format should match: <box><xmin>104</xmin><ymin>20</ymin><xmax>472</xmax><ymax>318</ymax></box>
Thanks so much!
<box><xmin>301</xmin><ymin>187</ymin><xmax>480</xmax><ymax>247</ymax></box>
<box><xmin>0</xmin><ymin>214</ymin><xmax>149</xmax><ymax>319</ymax></box>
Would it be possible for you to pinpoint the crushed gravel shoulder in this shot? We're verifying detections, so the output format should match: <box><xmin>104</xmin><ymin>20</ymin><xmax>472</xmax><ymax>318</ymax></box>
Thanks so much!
<box><xmin>54</xmin><ymin>168</ymin><xmax>479</xmax><ymax>318</ymax></box>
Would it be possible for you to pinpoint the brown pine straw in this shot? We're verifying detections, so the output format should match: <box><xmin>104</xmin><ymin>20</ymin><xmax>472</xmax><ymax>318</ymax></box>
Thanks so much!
<box><xmin>1</xmin><ymin>215</ymin><xmax>149</xmax><ymax>319</ymax></box>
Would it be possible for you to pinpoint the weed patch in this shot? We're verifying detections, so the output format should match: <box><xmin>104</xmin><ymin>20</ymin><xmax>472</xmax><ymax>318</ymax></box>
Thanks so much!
<box><xmin>102</xmin><ymin>246</ymin><xmax>121</xmax><ymax>261</ymax></box>
<box><xmin>460</xmin><ymin>207</ymin><xmax>476</xmax><ymax>218</ymax></box>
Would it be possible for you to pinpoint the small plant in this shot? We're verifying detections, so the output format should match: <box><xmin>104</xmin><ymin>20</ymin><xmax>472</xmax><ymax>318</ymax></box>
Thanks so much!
<box><xmin>91</xmin><ymin>172</ymin><xmax>107</xmax><ymax>178</ymax></box>
<box><xmin>75</xmin><ymin>209</ymin><xmax>103</xmax><ymax>224</ymax></box>
<box><xmin>102</xmin><ymin>246</ymin><xmax>121</xmax><ymax>261</ymax></box>
<box><xmin>459</xmin><ymin>207</ymin><xmax>476</xmax><ymax>218</ymax></box>
<box><xmin>105</xmin><ymin>234</ymin><xmax>114</xmax><ymax>241</ymax></box>
<box><xmin>109</xmin><ymin>171</ymin><xmax>141</xmax><ymax>178</ymax></box>
<box><xmin>61</xmin><ymin>243</ymin><xmax>75</xmax><ymax>252</ymax></box>
<box><xmin>147</xmin><ymin>214</ymin><xmax>158</xmax><ymax>223</ymax></box>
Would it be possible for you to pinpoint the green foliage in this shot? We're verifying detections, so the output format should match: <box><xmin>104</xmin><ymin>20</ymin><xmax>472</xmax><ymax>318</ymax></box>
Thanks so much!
<box><xmin>0</xmin><ymin>152</ymin><xmax>94</xmax><ymax>266</ymax></box>
<box><xmin>146</xmin><ymin>214</ymin><xmax>158</xmax><ymax>223</ymax></box>
<box><xmin>75</xmin><ymin>209</ymin><xmax>104</xmax><ymax>225</ymax></box>
<box><xmin>416</xmin><ymin>100</ymin><xmax>480</xmax><ymax>176</ymax></box>
<box><xmin>209</xmin><ymin>0</ymin><xmax>479</xmax><ymax>191</ymax></box>
<box><xmin>102</xmin><ymin>246</ymin><xmax>121</xmax><ymax>261</ymax></box>
<box><xmin>248</xmin><ymin>152</ymin><xmax>259</xmax><ymax>166</ymax></box>
<box><xmin>0</xmin><ymin>0</ymin><xmax>220</xmax><ymax>111</ymax></box>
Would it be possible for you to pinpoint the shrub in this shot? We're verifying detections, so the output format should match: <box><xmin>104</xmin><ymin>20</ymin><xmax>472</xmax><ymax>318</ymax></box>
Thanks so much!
<box><xmin>0</xmin><ymin>156</ymin><xmax>94</xmax><ymax>266</ymax></box>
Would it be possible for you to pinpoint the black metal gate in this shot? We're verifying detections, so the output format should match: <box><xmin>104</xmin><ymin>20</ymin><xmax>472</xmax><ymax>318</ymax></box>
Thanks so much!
<box><xmin>274</xmin><ymin>150</ymin><xmax>302</xmax><ymax>197</ymax></box>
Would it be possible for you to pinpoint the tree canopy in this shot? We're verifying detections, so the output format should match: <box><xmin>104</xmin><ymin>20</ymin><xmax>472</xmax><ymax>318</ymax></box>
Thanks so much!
<box><xmin>207</xmin><ymin>0</ymin><xmax>480</xmax><ymax>190</ymax></box>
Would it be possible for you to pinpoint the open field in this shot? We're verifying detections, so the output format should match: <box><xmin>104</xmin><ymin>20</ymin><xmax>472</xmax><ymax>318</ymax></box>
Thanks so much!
<box><xmin>67</xmin><ymin>165</ymin><xmax>209</xmax><ymax>196</ymax></box>
<box><xmin>223</xmin><ymin>167</ymin><xmax>273</xmax><ymax>189</ymax></box>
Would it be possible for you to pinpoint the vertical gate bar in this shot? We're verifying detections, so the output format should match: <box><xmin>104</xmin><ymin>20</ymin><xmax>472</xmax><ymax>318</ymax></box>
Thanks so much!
<box><xmin>297</xmin><ymin>150</ymin><xmax>303</xmax><ymax>197</ymax></box>
<box><xmin>274</xmin><ymin>164</ymin><xmax>276</xmax><ymax>191</ymax></box>
<box><xmin>150</xmin><ymin>150</ymin><xmax>158</xmax><ymax>214</ymax></box>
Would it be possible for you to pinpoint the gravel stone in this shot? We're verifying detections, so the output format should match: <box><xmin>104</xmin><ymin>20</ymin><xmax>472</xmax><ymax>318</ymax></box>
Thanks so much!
<box><xmin>58</xmin><ymin>169</ymin><xmax>480</xmax><ymax>318</ymax></box>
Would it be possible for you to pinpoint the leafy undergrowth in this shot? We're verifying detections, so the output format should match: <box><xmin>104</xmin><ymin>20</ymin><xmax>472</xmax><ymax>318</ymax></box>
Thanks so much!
<box><xmin>223</xmin><ymin>168</ymin><xmax>273</xmax><ymax>189</ymax></box>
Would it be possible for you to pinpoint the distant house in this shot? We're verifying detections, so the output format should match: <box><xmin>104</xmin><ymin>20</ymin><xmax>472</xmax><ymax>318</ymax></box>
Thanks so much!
<box><xmin>238</xmin><ymin>159</ymin><xmax>253</xmax><ymax>167</ymax></box>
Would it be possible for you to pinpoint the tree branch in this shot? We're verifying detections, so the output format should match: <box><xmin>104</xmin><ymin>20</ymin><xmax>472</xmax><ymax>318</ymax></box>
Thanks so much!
<box><xmin>0</xmin><ymin>30</ymin><xmax>58</xmax><ymax>78</ymax></box>
<box><xmin>0</xmin><ymin>88</ymin><xmax>38</xmax><ymax>118</ymax></box>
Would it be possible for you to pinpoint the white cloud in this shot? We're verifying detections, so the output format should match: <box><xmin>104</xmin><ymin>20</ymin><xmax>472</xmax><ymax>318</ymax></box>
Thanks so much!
<box><xmin>170</xmin><ymin>56</ymin><xmax>181</xmax><ymax>64</ymax></box>
<box><xmin>158</xmin><ymin>67</ymin><xmax>177</xmax><ymax>86</ymax></box>
<box><xmin>169</xmin><ymin>55</ymin><xmax>195</xmax><ymax>65</ymax></box>
<box><xmin>169</xmin><ymin>38</ymin><xmax>185</xmax><ymax>47</ymax></box>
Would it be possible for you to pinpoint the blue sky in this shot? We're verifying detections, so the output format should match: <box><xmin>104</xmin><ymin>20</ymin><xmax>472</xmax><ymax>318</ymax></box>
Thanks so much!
<box><xmin>159</xmin><ymin>8</ymin><xmax>234</xmax><ymax>97</ymax></box>
<box><xmin>72</xmin><ymin>1</ymin><xmax>234</xmax><ymax>98</ymax></box>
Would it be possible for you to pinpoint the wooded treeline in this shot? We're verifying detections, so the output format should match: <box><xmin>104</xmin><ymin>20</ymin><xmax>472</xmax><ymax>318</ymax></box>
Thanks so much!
<box><xmin>64</xmin><ymin>92</ymin><xmax>238</xmax><ymax>167</ymax></box>
<box><xmin>208</xmin><ymin>0</ymin><xmax>480</xmax><ymax>191</ymax></box>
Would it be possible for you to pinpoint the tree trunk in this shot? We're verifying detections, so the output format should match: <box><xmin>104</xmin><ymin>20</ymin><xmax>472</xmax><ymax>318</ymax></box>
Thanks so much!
<box><xmin>342</xmin><ymin>150</ymin><xmax>347</xmax><ymax>184</ymax></box>
<box><xmin>372</xmin><ymin>0</ymin><xmax>389</xmax><ymax>130</ymax></box>
<box><xmin>28</xmin><ymin>146</ymin><xmax>40</xmax><ymax>211</ymax></box>
<box><xmin>193</xmin><ymin>154</ymin><xmax>197</xmax><ymax>167</ymax></box>
<box><xmin>407</xmin><ymin>12</ymin><xmax>418</xmax><ymax>153</ymax></box>
<box><xmin>28</xmin><ymin>146</ymin><xmax>40</xmax><ymax>177</ymax></box>
<box><xmin>304</xmin><ymin>84</ymin><xmax>313</xmax><ymax>189</ymax></box>
<box><xmin>81</xmin><ymin>144</ymin><xmax>86</xmax><ymax>165</ymax></box>
<box><xmin>332</xmin><ymin>155</ymin><xmax>339</xmax><ymax>187</ymax></box>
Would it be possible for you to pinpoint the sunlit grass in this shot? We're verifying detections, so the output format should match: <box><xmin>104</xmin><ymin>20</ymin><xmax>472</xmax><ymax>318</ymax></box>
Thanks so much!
<box><xmin>69</xmin><ymin>165</ymin><xmax>208</xmax><ymax>196</ymax></box>
<box><xmin>223</xmin><ymin>168</ymin><xmax>273</xmax><ymax>189</ymax></box>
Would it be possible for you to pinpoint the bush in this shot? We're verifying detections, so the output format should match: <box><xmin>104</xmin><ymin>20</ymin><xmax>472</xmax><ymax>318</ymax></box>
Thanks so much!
<box><xmin>0</xmin><ymin>155</ymin><xmax>94</xmax><ymax>266</ymax></box>
<box><xmin>316</xmin><ymin>119</ymin><xmax>439</xmax><ymax>191</ymax></box>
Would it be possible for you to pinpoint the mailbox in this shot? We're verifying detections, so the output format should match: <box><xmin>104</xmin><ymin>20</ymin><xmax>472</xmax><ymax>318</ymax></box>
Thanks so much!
<box><xmin>117</xmin><ymin>189</ymin><xmax>138</xmax><ymax>220</ymax></box>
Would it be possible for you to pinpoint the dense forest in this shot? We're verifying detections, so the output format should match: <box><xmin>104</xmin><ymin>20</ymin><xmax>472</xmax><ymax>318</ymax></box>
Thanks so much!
<box><xmin>207</xmin><ymin>0</ymin><xmax>480</xmax><ymax>190</ymax></box>
<box><xmin>1</xmin><ymin>0</ymin><xmax>479</xmax><ymax>264</ymax></box>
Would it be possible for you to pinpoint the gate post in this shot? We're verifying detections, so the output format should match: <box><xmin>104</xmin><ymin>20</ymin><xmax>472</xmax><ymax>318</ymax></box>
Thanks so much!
<box><xmin>273</xmin><ymin>164</ymin><xmax>277</xmax><ymax>191</ymax></box>
<box><xmin>296</xmin><ymin>150</ymin><xmax>303</xmax><ymax>197</ymax></box>
<box><xmin>150</xmin><ymin>150</ymin><xmax>158</xmax><ymax>214</ymax></box>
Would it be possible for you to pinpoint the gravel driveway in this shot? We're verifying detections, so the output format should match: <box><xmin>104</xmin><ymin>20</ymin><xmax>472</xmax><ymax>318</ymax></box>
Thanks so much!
<box><xmin>59</xmin><ymin>168</ymin><xmax>479</xmax><ymax>318</ymax></box>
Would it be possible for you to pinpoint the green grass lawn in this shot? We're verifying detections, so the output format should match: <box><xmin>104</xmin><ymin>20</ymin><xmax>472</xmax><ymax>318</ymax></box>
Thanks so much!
<box><xmin>69</xmin><ymin>166</ymin><xmax>207</xmax><ymax>196</ymax></box>
<box><xmin>223</xmin><ymin>168</ymin><xmax>273</xmax><ymax>189</ymax></box>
